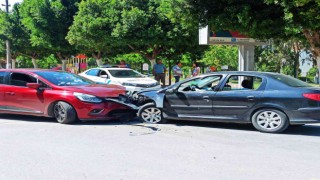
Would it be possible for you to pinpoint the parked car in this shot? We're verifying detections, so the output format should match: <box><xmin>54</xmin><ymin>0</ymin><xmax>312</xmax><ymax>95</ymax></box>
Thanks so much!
<box><xmin>79</xmin><ymin>67</ymin><xmax>161</xmax><ymax>94</ymax></box>
<box><xmin>136</xmin><ymin>71</ymin><xmax>320</xmax><ymax>133</ymax></box>
<box><xmin>0</xmin><ymin>69</ymin><xmax>137</xmax><ymax>124</ymax></box>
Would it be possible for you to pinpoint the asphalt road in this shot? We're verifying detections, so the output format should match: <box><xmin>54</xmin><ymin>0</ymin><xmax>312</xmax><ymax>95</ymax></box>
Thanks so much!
<box><xmin>0</xmin><ymin>114</ymin><xmax>320</xmax><ymax>180</ymax></box>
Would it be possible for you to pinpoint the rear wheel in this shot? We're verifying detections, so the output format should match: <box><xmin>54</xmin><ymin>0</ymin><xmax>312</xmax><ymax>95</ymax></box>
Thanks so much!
<box><xmin>252</xmin><ymin>109</ymin><xmax>289</xmax><ymax>133</ymax></box>
<box><xmin>138</xmin><ymin>103</ymin><xmax>166</xmax><ymax>124</ymax></box>
<box><xmin>54</xmin><ymin>101</ymin><xmax>77</xmax><ymax>124</ymax></box>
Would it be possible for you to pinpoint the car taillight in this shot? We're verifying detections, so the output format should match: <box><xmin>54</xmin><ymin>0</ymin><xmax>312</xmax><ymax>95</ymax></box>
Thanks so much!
<box><xmin>303</xmin><ymin>93</ymin><xmax>320</xmax><ymax>101</ymax></box>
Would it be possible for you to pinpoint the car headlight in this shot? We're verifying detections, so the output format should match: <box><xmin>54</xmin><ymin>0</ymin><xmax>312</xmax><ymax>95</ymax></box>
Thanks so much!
<box><xmin>122</xmin><ymin>82</ymin><xmax>137</xmax><ymax>87</ymax></box>
<box><xmin>74</xmin><ymin>92</ymin><xmax>102</xmax><ymax>103</ymax></box>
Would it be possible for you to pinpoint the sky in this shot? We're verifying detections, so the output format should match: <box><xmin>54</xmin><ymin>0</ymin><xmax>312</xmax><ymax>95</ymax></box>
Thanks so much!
<box><xmin>1</xmin><ymin>0</ymin><xmax>23</xmax><ymax>11</ymax></box>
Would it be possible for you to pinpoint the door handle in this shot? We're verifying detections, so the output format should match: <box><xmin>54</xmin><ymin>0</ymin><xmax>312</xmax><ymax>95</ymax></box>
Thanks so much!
<box><xmin>203</xmin><ymin>96</ymin><xmax>209</xmax><ymax>99</ymax></box>
<box><xmin>247</xmin><ymin>96</ymin><xmax>255</xmax><ymax>100</ymax></box>
<box><xmin>203</xmin><ymin>96</ymin><xmax>210</xmax><ymax>102</ymax></box>
<box><xmin>5</xmin><ymin>92</ymin><xmax>15</xmax><ymax>95</ymax></box>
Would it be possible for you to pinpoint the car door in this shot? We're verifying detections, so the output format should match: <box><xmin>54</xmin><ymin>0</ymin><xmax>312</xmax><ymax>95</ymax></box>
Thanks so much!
<box><xmin>3</xmin><ymin>72</ymin><xmax>45</xmax><ymax>114</ymax></box>
<box><xmin>164</xmin><ymin>75</ymin><xmax>222</xmax><ymax>119</ymax></box>
<box><xmin>0</xmin><ymin>71</ymin><xmax>8</xmax><ymax>110</ymax></box>
<box><xmin>212</xmin><ymin>74</ymin><xmax>265</xmax><ymax>121</ymax></box>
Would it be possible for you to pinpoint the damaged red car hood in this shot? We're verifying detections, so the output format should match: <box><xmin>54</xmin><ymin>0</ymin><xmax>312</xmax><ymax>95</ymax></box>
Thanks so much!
<box><xmin>60</xmin><ymin>84</ymin><xmax>126</xmax><ymax>97</ymax></box>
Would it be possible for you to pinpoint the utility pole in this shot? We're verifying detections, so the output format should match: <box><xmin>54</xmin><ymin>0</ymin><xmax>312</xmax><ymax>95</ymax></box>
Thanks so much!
<box><xmin>2</xmin><ymin>0</ymin><xmax>11</xmax><ymax>69</ymax></box>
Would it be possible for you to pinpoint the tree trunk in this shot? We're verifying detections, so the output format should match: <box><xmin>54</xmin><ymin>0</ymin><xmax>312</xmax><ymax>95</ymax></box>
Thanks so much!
<box><xmin>317</xmin><ymin>57</ymin><xmax>320</xmax><ymax>85</ymax></box>
<box><xmin>62</xmin><ymin>60</ymin><xmax>67</xmax><ymax>71</ymax></box>
<box><xmin>92</xmin><ymin>51</ymin><xmax>102</xmax><ymax>66</ymax></box>
<box><xmin>56</xmin><ymin>52</ymin><xmax>67</xmax><ymax>71</ymax></box>
<box><xmin>31</xmin><ymin>58</ymin><xmax>38</xmax><ymax>69</ymax></box>
<box><xmin>150</xmin><ymin>59</ymin><xmax>156</xmax><ymax>67</ymax></box>
<box><xmin>12</xmin><ymin>59</ymin><xmax>16</xmax><ymax>69</ymax></box>
<box><xmin>302</xmin><ymin>29</ymin><xmax>320</xmax><ymax>57</ymax></box>
<box><xmin>96</xmin><ymin>59</ymin><xmax>103</xmax><ymax>66</ymax></box>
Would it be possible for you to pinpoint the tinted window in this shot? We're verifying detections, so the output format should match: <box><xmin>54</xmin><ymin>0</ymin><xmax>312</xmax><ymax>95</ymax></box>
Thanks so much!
<box><xmin>10</xmin><ymin>73</ymin><xmax>37</xmax><ymax>87</ymax></box>
<box><xmin>222</xmin><ymin>75</ymin><xmax>262</xmax><ymax>91</ymax></box>
<box><xmin>269</xmin><ymin>74</ymin><xmax>311</xmax><ymax>87</ymax></box>
<box><xmin>35</xmin><ymin>71</ymin><xmax>95</xmax><ymax>86</ymax></box>
<box><xmin>109</xmin><ymin>70</ymin><xmax>143</xmax><ymax>78</ymax></box>
<box><xmin>0</xmin><ymin>72</ymin><xmax>5</xmax><ymax>84</ymax></box>
<box><xmin>86</xmin><ymin>69</ymin><xmax>99</xmax><ymax>76</ymax></box>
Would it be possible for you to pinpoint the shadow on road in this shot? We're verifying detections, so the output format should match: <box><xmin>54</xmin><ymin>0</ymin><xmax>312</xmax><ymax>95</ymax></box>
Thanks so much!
<box><xmin>1</xmin><ymin>114</ymin><xmax>320</xmax><ymax>136</ymax></box>
<box><xmin>170</xmin><ymin>120</ymin><xmax>256</xmax><ymax>131</ymax></box>
<box><xmin>0</xmin><ymin>114</ymin><xmax>141</xmax><ymax>126</ymax></box>
<box><xmin>169</xmin><ymin>120</ymin><xmax>320</xmax><ymax>137</ymax></box>
<box><xmin>284</xmin><ymin>125</ymin><xmax>320</xmax><ymax>137</ymax></box>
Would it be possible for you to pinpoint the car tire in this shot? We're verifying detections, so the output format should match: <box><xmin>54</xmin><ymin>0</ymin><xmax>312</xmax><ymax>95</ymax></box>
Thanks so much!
<box><xmin>252</xmin><ymin>109</ymin><xmax>289</xmax><ymax>133</ymax></box>
<box><xmin>138</xmin><ymin>103</ymin><xmax>166</xmax><ymax>124</ymax></box>
<box><xmin>54</xmin><ymin>101</ymin><xmax>77</xmax><ymax>124</ymax></box>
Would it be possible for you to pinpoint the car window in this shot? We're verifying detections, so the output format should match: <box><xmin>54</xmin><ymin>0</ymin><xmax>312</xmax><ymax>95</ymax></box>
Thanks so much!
<box><xmin>268</xmin><ymin>73</ymin><xmax>311</xmax><ymax>87</ymax></box>
<box><xmin>178</xmin><ymin>75</ymin><xmax>222</xmax><ymax>91</ymax></box>
<box><xmin>86</xmin><ymin>69</ymin><xmax>100</xmax><ymax>76</ymax></box>
<box><xmin>0</xmin><ymin>71</ymin><xmax>6</xmax><ymax>84</ymax></box>
<box><xmin>108</xmin><ymin>69</ymin><xmax>143</xmax><ymax>78</ymax></box>
<box><xmin>222</xmin><ymin>75</ymin><xmax>262</xmax><ymax>91</ymax></box>
<box><xmin>99</xmin><ymin>70</ymin><xmax>108</xmax><ymax>76</ymax></box>
<box><xmin>35</xmin><ymin>71</ymin><xmax>95</xmax><ymax>86</ymax></box>
<box><xmin>9</xmin><ymin>73</ymin><xmax>37</xmax><ymax>87</ymax></box>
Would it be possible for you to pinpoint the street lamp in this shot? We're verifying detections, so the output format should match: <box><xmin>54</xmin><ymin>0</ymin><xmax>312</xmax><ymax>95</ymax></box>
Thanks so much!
<box><xmin>2</xmin><ymin>0</ymin><xmax>11</xmax><ymax>69</ymax></box>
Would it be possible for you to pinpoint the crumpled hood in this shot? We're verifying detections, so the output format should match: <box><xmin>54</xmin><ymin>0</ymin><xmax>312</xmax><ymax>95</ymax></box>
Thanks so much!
<box><xmin>61</xmin><ymin>84</ymin><xmax>126</xmax><ymax>98</ymax></box>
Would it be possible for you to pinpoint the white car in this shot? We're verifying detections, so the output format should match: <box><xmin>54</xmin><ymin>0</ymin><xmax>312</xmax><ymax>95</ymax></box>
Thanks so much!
<box><xmin>79</xmin><ymin>67</ymin><xmax>161</xmax><ymax>93</ymax></box>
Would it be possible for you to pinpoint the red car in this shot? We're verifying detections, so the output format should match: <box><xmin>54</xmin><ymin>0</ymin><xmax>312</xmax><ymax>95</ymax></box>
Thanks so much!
<box><xmin>0</xmin><ymin>69</ymin><xmax>137</xmax><ymax>124</ymax></box>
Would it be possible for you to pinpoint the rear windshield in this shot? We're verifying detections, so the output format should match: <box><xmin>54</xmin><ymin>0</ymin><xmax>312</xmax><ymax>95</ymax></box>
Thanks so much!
<box><xmin>35</xmin><ymin>71</ymin><xmax>94</xmax><ymax>86</ymax></box>
<box><xmin>269</xmin><ymin>74</ymin><xmax>311</xmax><ymax>87</ymax></box>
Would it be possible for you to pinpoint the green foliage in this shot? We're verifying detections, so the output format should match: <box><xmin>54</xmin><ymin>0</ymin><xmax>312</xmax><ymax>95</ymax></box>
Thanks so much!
<box><xmin>16</xmin><ymin>54</ymin><xmax>59</xmax><ymax>68</ymax></box>
<box><xmin>308</xmin><ymin>67</ymin><xmax>318</xmax><ymax>77</ymax></box>
<box><xmin>199</xmin><ymin>45</ymin><xmax>238</xmax><ymax>71</ymax></box>
<box><xmin>67</xmin><ymin>0</ymin><xmax>200</xmax><ymax>60</ymax></box>
<box><xmin>0</xmin><ymin>4</ymin><xmax>34</xmax><ymax>58</ymax></box>
<box><xmin>20</xmin><ymin>0</ymin><xmax>80</xmax><ymax>58</ymax></box>
<box><xmin>37</xmin><ymin>54</ymin><xmax>59</xmax><ymax>69</ymax></box>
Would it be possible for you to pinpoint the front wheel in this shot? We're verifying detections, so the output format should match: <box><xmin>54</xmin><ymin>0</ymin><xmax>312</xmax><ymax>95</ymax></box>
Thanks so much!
<box><xmin>54</xmin><ymin>101</ymin><xmax>77</xmax><ymax>124</ymax></box>
<box><xmin>252</xmin><ymin>109</ymin><xmax>289</xmax><ymax>133</ymax></box>
<box><xmin>138</xmin><ymin>103</ymin><xmax>166</xmax><ymax>124</ymax></box>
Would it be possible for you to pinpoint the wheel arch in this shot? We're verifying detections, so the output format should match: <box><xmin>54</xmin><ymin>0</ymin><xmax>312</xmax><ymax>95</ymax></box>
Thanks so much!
<box><xmin>250</xmin><ymin>106</ymin><xmax>289</xmax><ymax>123</ymax></box>
<box><xmin>47</xmin><ymin>100</ymin><xmax>78</xmax><ymax>119</ymax></box>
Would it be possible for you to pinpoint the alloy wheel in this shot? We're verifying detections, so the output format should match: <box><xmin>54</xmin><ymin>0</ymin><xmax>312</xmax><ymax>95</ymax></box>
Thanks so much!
<box><xmin>54</xmin><ymin>103</ymin><xmax>66</xmax><ymax>122</ymax></box>
<box><xmin>141</xmin><ymin>107</ymin><xmax>162</xmax><ymax>123</ymax></box>
<box><xmin>256</xmin><ymin>111</ymin><xmax>282</xmax><ymax>130</ymax></box>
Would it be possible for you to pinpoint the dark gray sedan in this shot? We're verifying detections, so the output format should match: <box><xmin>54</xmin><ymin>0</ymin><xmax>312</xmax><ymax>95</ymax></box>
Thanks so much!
<box><xmin>136</xmin><ymin>71</ymin><xmax>320</xmax><ymax>133</ymax></box>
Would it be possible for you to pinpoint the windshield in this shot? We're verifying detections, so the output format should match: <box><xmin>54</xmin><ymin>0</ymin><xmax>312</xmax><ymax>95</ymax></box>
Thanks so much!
<box><xmin>109</xmin><ymin>69</ymin><xmax>144</xmax><ymax>78</ymax></box>
<box><xmin>269</xmin><ymin>73</ymin><xmax>311</xmax><ymax>87</ymax></box>
<box><xmin>35</xmin><ymin>71</ymin><xmax>95</xmax><ymax>86</ymax></box>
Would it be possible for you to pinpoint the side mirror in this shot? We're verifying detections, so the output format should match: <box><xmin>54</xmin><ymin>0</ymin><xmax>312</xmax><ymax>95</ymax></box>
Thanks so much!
<box><xmin>100</xmin><ymin>75</ymin><xmax>109</xmax><ymax>79</ymax></box>
<box><xmin>166</xmin><ymin>88</ymin><xmax>177</xmax><ymax>94</ymax></box>
<box><xmin>190</xmin><ymin>85</ymin><xmax>196</xmax><ymax>91</ymax></box>
<box><xmin>27</xmin><ymin>83</ymin><xmax>41</xmax><ymax>89</ymax></box>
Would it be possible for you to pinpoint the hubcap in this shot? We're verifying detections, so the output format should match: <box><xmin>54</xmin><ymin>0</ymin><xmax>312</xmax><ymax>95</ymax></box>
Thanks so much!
<box><xmin>141</xmin><ymin>107</ymin><xmax>162</xmax><ymax>123</ymax></box>
<box><xmin>256</xmin><ymin>111</ymin><xmax>282</xmax><ymax>130</ymax></box>
<box><xmin>54</xmin><ymin>104</ymin><xmax>66</xmax><ymax>122</ymax></box>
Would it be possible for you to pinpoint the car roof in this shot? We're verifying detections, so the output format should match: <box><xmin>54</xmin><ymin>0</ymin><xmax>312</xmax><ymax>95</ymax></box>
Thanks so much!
<box><xmin>201</xmin><ymin>71</ymin><xmax>280</xmax><ymax>77</ymax></box>
<box><xmin>0</xmin><ymin>69</ymin><xmax>58</xmax><ymax>73</ymax></box>
<box><xmin>96</xmin><ymin>68</ymin><xmax>133</xmax><ymax>70</ymax></box>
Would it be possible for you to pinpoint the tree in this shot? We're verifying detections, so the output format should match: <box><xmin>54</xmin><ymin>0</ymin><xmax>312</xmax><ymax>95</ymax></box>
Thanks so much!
<box><xmin>188</xmin><ymin>0</ymin><xmax>320</xmax><ymax>69</ymax></box>
<box><xmin>199</xmin><ymin>45</ymin><xmax>238</xmax><ymax>71</ymax></box>
<box><xmin>67</xmin><ymin>0</ymin><xmax>201</xmax><ymax>66</ymax></box>
<box><xmin>0</xmin><ymin>4</ymin><xmax>45</xmax><ymax>68</ymax></box>
<box><xmin>19</xmin><ymin>0</ymin><xmax>80</xmax><ymax>69</ymax></box>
